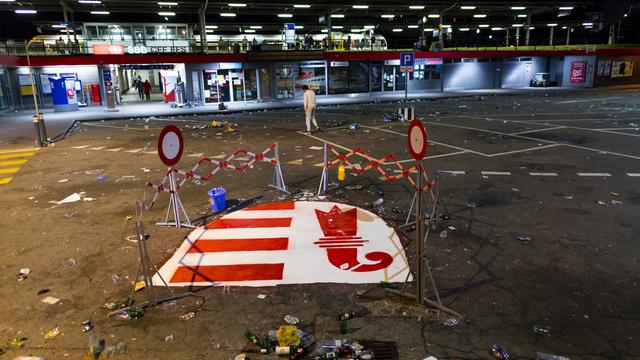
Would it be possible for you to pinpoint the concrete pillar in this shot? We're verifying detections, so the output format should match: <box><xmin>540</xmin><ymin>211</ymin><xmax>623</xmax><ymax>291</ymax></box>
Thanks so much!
<box><xmin>515</xmin><ymin>27</ymin><xmax>520</xmax><ymax>47</ymax></box>
<box><xmin>525</xmin><ymin>15</ymin><xmax>531</xmax><ymax>46</ymax></box>
<box><xmin>549</xmin><ymin>26</ymin><xmax>554</xmax><ymax>46</ymax></box>
<box><xmin>438</xmin><ymin>15</ymin><xmax>444</xmax><ymax>45</ymax></box>
<box><xmin>505</xmin><ymin>27</ymin><xmax>510</xmax><ymax>47</ymax></box>
<box><xmin>608</xmin><ymin>24</ymin><xmax>615</xmax><ymax>45</ymax></box>
<box><xmin>566</xmin><ymin>26</ymin><xmax>571</xmax><ymax>45</ymax></box>
<box><xmin>199</xmin><ymin>9</ymin><xmax>208</xmax><ymax>54</ymax></box>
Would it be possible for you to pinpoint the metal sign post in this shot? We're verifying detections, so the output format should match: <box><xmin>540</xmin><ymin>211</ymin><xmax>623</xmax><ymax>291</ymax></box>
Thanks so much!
<box><xmin>400</xmin><ymin>52</ymin><xmax>414</xmax><ymax>101</ymax></box>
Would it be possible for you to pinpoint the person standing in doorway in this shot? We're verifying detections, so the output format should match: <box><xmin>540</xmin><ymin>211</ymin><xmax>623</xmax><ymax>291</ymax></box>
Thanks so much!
<box><xmin>303</xmin><ymin>85</ymin><xmax>320</xmax><ymax>134</ymax></box>
<box><xmin>143</xmin><ymin>80</ymin><xmax>151</xmax><ymax>101</ymax></box>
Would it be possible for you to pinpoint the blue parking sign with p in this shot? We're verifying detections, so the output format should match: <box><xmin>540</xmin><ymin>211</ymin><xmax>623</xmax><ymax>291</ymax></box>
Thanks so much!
<box><xmin>400</xmin><ymin>52</ymin><xmax>414</xmax><ymax>67</ymax></box>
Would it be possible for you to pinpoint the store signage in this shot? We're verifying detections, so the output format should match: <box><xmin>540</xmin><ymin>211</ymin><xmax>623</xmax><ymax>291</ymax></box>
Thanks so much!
<box><xmin>125</xmin><ymin>45</ymin><xmax>190</xmax><ymax>54</ymax></box>
<box><xmin>400</xmin><ymin>52</ymin><xmax>414</xmax><ymax>73</ymax></box>
<box><xmin>330</xmin><ymin>61</ymin><xmax>349</xmax><ymax>67</ymax></box>
<box><xmin>569</xmin><ymin>61</ymin><xmax>587</xmax><ymax>83</ymax></box>
<box><xmin>92</xmin><ymin>44</ymin><xmax>124</xmax><ymax>55</ymax></box>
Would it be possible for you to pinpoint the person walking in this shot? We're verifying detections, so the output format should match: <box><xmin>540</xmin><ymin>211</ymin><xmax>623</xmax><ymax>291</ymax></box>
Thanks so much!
<box><xmin>303</xmin><ymin>85</ymin><xmax>320</xmax><ymax>134</ymax></box>
<box><xmin>143</xmin><ymin>80</ymin><xmax>151</xmax><ymax>101</ymax></box>
<box><xmin>136</xmin><ymin>77</ymin><xmax>144</xmax><ymax>100</ymax></box>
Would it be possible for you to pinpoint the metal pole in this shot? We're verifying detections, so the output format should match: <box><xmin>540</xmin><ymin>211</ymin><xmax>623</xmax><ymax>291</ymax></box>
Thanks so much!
<box><xmin>404</xmin><ymin>71</ymin><xmax>408</xmax><ymax>101</ymax></box>
<box><xmin>505</xmin><ymin>27</ymin><xmax>510</xmax><ymax>47</ymax></box>
<box><xmin>525</xmin><ymin>15</ymin><xmax>531</xmax><ymax>46</ymax></box>
<box><xmin>549</xmin><ymin>26</ymin><xmax>554</xmax><ymax>46</ymax></box>
<box><xmin>566</xmin><ymin>26</ymin><xmax>571</xmax><ymax>45</ymax></box>
<box><xmin>26</xmin><ymin>41</ymin><xmax>45</xmax><ymax>147</ymax></box>
<box><xmin>415</xmin><ymin>161</ymin><xmax>424</xmax><ymax>304</ymax></box>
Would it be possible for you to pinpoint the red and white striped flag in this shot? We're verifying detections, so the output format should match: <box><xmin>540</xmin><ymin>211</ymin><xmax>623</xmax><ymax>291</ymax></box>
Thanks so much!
<box><xmin>153</xmin><ymin>201</ymin><xmax>410</xmax><ymax>287</ymax></box>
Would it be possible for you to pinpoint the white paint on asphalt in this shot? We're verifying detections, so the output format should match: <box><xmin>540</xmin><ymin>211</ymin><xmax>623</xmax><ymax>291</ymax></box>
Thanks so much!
<box><xmin>481</xmin><ymin>171</ymin><xmax>512</xmax><ymax>176</ymax></box>
<box><xmin>555</xmin><ymin>97</ymin><xmax>621</xmax><ymax>104</ymax></box>
<box><xmin>529</xmin><ymin>172</ymin><xmax>559</xmax><ymax>176</ymax></box>
<box><xmin>625</xmin><ymin>173</ymin><xmax>640</xmax><ymax>177</ymax></box>
<box><xmin>577</xmin><ymin>172</ymin><xmax>612</xmax><ymax>177</ymax></box>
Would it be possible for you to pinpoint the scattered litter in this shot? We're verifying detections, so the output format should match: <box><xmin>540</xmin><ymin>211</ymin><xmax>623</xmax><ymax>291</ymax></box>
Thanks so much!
<box><xmin>103</xmin><ymin>302</ymin><xmax>118</xmax><ymax>310</ymax></box>
<box><xmin>516</xmin><ymin>235</ymin><xmax>530</xmax><ymax>242</ymax></box>
<box><xmin>338</xmin><ymin>311</ymin><xmax>358</xmax><ymax>321</ymax></box>
<box><xmin>349</xmin><ymin>123</ymin><xmax>361</xmax><ymax>130</ymax></box>
<box><xmin>52</xmin><ymin>192</ymin><xmax>82</xmax><ymax>204</ymax></box>
<box><xmin>490</xmin><ymin>344</ymin><xmax>510</xmax><ymax>359</ymax></box>
<box><xmin>17</xmin><ymin>268</ymin><xmax>30</xmax><ymax>282</ymax></box>
<box><xmin>444</xmin><ymin>318</ymin><xmax>459</xmax><ymax>327</ymax></box>
<box><xmin>439</xmin><ymin>230</ymin><xmax>448</xmax><ymax>239</ymax></box>
<box><xmin>610</xmin><ymin>200</ymin><xmax>623</xmax><ymax>206</ymax></box>
<box><xmin>134</xmin><ymin>280</ymin><xmax>145</xmax><ymax>292</ymax></box>
<box><xmin>308</xmin><ymin>146</ymin><xmax>323</xmax><ymax>151</ymax></box>
<box><xmin>125</xmin><ymin>235</ymin><xmax>139</xmax><ymax>242</ymax></box>
<box><xmin>111</xmin><ymin>274</ymin><xmax>124</xmax><ymax>282</ymax></box>
<box><xmin>610</xmin><ymin>192</ymin><xmax>619</xmax><ymax>197</ymax></box>
<box><xmin>563</xmin><ymin>194</ymin><xmax>574</xmax><ymax>200</ymax></box>
<box><xmin>372</xmin><ymin>198</ymin><xmax>384</xmax><ymax>207</ymax></box>
<box><xmin>596</xmin><ymin>200</ymin><xmax>607</xmax><ymax>206</ymax></box>
<box><xmin>257</xmin><ymin>294</ymin><xmax>267</xmax><ymax>299</ymax></box>
<box><xmin>13</xmin><ymin>357</ymin><xmax>42</xmax><ymax>360</ymax></box>
<box><xmin>142</xmin><ymin>168</ymin><xmax>151</xmax><ymax>173</ymax></box>
<box><xmin>448</xmin><ymin>226</ymin><xmax>456</xmax><ymax>231</ymax></box>
<box><xmin>114</xmin><ymin>309</ymin><xmax>144</xmax><ymax>320</ymax></box>
<box><xmin>179</xmin><ymin>312</ymin><xmax>195</xmax><ymax>321</ymax></box>
<box><xmin>533</xmin><ymin>325</ymin><xmax>551</xmax><ymax>337</ymax></box>
<box><xmin>62</xmin><ymin>258</ymin><xmax>76</xmax><ymax>267</ymax></box>
<box><xmin>41</xmin><ymin>296</ymin><xmax>60</xmax><ymax>305</ymax></box>
<box><xmin>10</xmin><ymin>336</ymin><xmax>28</xmax><ymax>348</ymax></box>
<box><xmin>164</xmin><ymin>334</ymin><xmax>174</xmax><ymax>343</ymax></box>
<box><xmin>37</xmin><ymin>288</ymin><xmax>50</xmax><ymax>295</ymax></box>
<box><xmin>284</xmin><ymin>315</ymin><xmax>300</xmax><ymax>325</ymax></box>
<box><xmin>44</xmin><ymin>327</ymin><xmax>62</xmax><ymax>341</ymax></box>
<box><xmin>57</xmin><ymin>179</ymin><xmax>69</xmax><ymax>183</ymax></box>
<box><xmin>96</xmin><ymin>175</ymin><xmax>108</xmax><ymax>181</ymax></box>
<box><xmin>82</xmin><ymin>320</ymin><xmax>94</xmax><ymax>332</ymax></box>
<box><xmin>511</xmin><ymin>188</ymin><xmax>519</xmax><ymax>192</ymax></box>
<box><xmin>124</xmin><ymin>215</ymin><xmax>133</xmax><ymax>221</ymax></box>
<box><xmin>424</xmin><ymin>357</ymin><xmax>438</xmax><ymax>360</ymax></box>
<box><xmin>536</xmin><ymin>353</ymin><xmax>570</xmax><ymax>360</ymax></box>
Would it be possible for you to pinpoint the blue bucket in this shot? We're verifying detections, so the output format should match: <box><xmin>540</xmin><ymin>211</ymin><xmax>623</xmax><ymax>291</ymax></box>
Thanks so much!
<box><xmin>208</xmin><ymin>187</ymin><xmax>226</xmax><ymax>211</ymax></box>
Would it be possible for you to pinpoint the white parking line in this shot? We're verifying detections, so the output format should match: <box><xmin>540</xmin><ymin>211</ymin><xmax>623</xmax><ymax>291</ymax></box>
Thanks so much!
<box><xmin>486</xmin><ymin>144</ymin><xmax>561</xmax><ymax>157</ymax></box>
<box><xmin>555</xmin><ymin>97</ymin><xmax>621</xmax><ymax>104</ymax></box>
<box><xmin>125</xmin><ymin>148</ymin><xmax>143</xmax><ymax>153</ymax></box>
<box><xmin>298</xmin><ymin>131</ymin><xmax>353</xmax><ymax>152</ymax></box>
<box><xmin>481</xmin><ymin>171</ymin><xmax>512</xmax><ymax>176</ymax></box>
<box><xmin>72</xmin><ymin>145</ymin><xmax>90</xmax><ymax>149</ymax></box>
<box><xmin>529</xmin><ymin>172</ymin><xmax>559</xmax><ymax>176</ymax></box>
<box><xmin>89</xmin><ymin>146</ymin><xmax>106</xmax><ymax>150</ymax></box>
<box><xmin>438</xmin><ymin>170</ymin><xmax>466</xmax><ymax>175</ymax></box>
<box><xmin>626</xmin><ymin>173</ymin><xmax>640</xmax><ymax>177</ymax></box>
<box><xmin>106</xmin><ymin>147</ymin><xmax>123</xmax><ymax>152</ymax></box>
<box><xmin>577</xmin><ymin>172</ymin><xmax>612</xmax><ymax>177</ymax></box>
<box><xmin>511</xmin><ymin>126</ymin><xmax>566</xmax><ymax>135</ymax></box>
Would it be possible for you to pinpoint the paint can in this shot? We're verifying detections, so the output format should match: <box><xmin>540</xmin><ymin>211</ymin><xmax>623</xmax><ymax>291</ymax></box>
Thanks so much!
<box><xmin>208</xmin><ymin>187</ymin><xmax>226</xmax><ymax>211</ymax></box>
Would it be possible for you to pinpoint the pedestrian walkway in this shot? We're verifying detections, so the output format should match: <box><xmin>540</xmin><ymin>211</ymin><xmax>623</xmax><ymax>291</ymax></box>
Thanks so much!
<box><xmin>0</xmin><ymin>147</ymin><xmax>38</xmax><ymax>185</ymax></box>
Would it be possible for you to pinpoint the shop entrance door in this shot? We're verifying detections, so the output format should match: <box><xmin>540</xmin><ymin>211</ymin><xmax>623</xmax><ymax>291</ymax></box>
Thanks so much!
<box><xmin>383</xmin><ymin>65</ymin><xmax>395</xmax><ymax>91</ymax></box>
<box><xmin>259</xmin><ymin>68</ymin><xmax>272</xmax><ymax>101</ymax></box>
<box><xmin>217</xmin><ymin>70</ymin><xmax>232</xmax><ymax>102</ymax></box>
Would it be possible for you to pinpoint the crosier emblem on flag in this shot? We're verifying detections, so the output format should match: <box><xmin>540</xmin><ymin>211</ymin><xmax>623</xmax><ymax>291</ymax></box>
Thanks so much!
<box><xmin>153</xmin><ymin>201</ymin><xmax>410</xmax><ymax>287</ymax></box>
<box><xmin>314</xmin><ymin>206</ymin><xmax>393</xmax><ymax>272</ymax></box>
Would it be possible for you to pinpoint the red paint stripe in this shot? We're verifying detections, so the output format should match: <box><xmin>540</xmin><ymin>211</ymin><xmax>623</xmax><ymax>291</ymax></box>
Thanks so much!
<box><xmin>206</xmin><ymin>217</ymin><xmax>292</xmax><ymax>229</ymax></box>
<box><xmin>246</xmin><ymin>201</ymin><xmax>295</xmax><ymax>211</ymax></box>
<box><xmin>188</xmin><ymin>237</ymin><xmax>289</xmax><ymax>253</ymax></box>
<box><xmin>170</xmin><ymin>263</ymin><xmax>284</xmax><ymax>283</ymax></box>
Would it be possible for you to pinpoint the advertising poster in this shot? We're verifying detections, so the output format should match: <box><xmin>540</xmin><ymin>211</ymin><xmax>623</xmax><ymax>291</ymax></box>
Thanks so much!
<box><xmin>611</xmin><ymin>61</ymin><xmax>633</xmax><ymax>78</ymax></box>
<box><xmin>569</xmin><ymin>61</ymin><xmax>587</xmax><ymax>83</ymax></box>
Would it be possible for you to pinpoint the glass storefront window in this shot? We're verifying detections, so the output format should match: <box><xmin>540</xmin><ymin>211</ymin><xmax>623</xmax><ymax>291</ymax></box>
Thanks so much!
<box><xmin>203</xmin><ymin>70</ymin><xmax>223</xmax><ymax>103</ymax></box>
<box><xmin>370</xmin><ymin>61</ymin><xmax>382</xmax><ymax>92</ymax></box>
<box><xmin>349</xmin><ymin>61</ymin><xmax>369</xmax><ymax>93</ymax></box>
<box><xmin>146</xmin><ymin>26</ymin><xmax>156</xmax><ymax>40</ymax></box>
<box><xmin>276</xmin><ymin>64</ymin><xmax>296</xmax><ymax>99</ymax></box>
<box><xmin>98</xmin><ymin>26</ymin><xmax>111</xmax><ymax>38</ymax></box>
<box><xmin>395</xmin><ymin>68</ymin><xmax>406</xmax><ymax>91</ymax></box>
<box><xmin>0</xmin><ymin>71</ymin><xmax>11</xmax><ymax>110</ymax></box>
<box><xmin>244</xmin><ymin>69</ymin><xmax>258</xmax><ymax>101</ymax></box>
<box><xmin>177</xmin><ymin>26</ymin><xmax>188</xmax><ymax>39</ymax></box>
<box><xmin>328</xmin><ymin>62</ymin><xmax>349</xmax><ymax>94</ymax></box>
<box><xmin>86</xmin><ymin>26</ymin><xmax>98</xmax><ymax>39</ymax></box>
<box><xmin>296</xmin><ymin>61</ymin><xmax>326</xmax><ymax>96</ymax></box>
<box><xmin>383</xmin><ymin>65</ymin><xmax>395</xmax><ymax>91</ymax></box>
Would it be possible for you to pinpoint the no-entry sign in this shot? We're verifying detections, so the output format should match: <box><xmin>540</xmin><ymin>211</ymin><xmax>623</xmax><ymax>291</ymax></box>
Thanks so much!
<box><xmin>157</xmin><ymin>125</ymin><xmax>184</xmax><ymax>166</ymax></box>
<box><xmin>408</xmin><ymin>119</ymin><xmax>427</xmax><ymax>161</ymax></box>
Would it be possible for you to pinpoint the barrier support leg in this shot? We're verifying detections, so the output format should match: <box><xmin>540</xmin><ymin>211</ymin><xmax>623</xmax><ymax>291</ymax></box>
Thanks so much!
<box><xmin>317</xmin><ymin>143</ymin><xmax>329</xmax><ymax>195</ymax></box>
<box><xmin>270</xmin><ymin>143</ymin><xmax>289</xmax><ymax>193</ymax></box>
<box><xmin>156</xmin><ymin>168</ymin><xmax>194</xmax><ymax>229</ymax></box>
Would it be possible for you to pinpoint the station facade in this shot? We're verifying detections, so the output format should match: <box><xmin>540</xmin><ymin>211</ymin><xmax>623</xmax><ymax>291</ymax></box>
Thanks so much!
<box><xmin>0</xmin><ymin>48</ymin><xmax>638</xmax><ymax>113</ymax></box>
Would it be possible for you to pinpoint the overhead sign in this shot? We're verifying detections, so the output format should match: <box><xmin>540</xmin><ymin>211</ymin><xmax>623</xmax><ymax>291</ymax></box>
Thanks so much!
<box><xmin>408</xmin><ymin>119</ymin><xmax>427</xmax><ymax>161</ymax></box>
<box><xmin>569</xmin><ymin>61</ymin><xmax>587</xmax><ymax>83</ymax></box>
<box><xmin>158</xmin><ymin>125</ymin><xmax>184</xmax><ymax>166</ymax></box>
<box><xmin>92</xmin><ymin>44</ymin><xmax>124</xmax><ymax>55</ymax></box>
<box><xmin>400</xmin><ymin>52</ymin><xmax>415</xmax><ymax>73</ymax></box>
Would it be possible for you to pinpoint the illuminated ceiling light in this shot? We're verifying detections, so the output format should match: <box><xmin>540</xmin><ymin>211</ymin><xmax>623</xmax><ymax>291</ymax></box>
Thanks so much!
<box><xmin>15</xmin><ymin>9</ymin><xmax>37</xmax><ymax>14</ymax></box>
<box><xmin>512</xmin><ymin>23</ymin><xmax>524</xmax><ymax>27</ymax></box>
<box><xmin>60</xmin><ymin>29</ymin><xmax>75</xmax><ymax>32</ymax></box>
<box><xmin>158</xmin><ymin>11</ymin><xmax>175</xmax><ymax>15</ymax></box>
<box><xmin>562</xmin><ymin>26</ymin><xmax>567</xmax><ymax>29</ymax></box>
<box><xmin>381</xmin><ymin>14</ymin><xmax>395</xmax><ymax>18</ymax></box>
<box><xmin>478</xmin><ymin>24</ymin><xmax>489</xmax><ymax>28</ymax></box>
<box><xmin>547</xmin><ymin>23</ymin><xmax>558</xmax><ymax>26</ymax></box>
<box><xmin>244</xmin><ymin>29</ymin><xmax>255</xmax><ymax>32</ymax></box>
<box><xmin>491</xmin><ymin>27</ymin><xmax>503</xmax><ymax>30</ymax></box>
<box><xmin>459</xmin><ymin>27</ymin><xmax>470</xmax><ymax>31</ymax></box>
<box><xmin>460</xmin><ymin>6</ymin><xmax>476</xmax><ymax>10</ymax></box>
<box><xmin>157</xmin><ymin>1</ymin><xmax>178</xmax><ymax>5</ymax></box>
<box><xmin>52</xmin><ymin>24</ymin><xmax>67</xmax><ymax>28</ymax></box>
<box><xmin>91</xmin><ymin>11</ymin><xmax>110</xmax><ymax>14</ymax></box>
<box><xmin>407</xmin><ymin>25</ymin><xmax>419</xmax><ymax>28</ymax></box>
<box><xmin>517</xmin><ymin>14</ymin><xmax>527</xmax><ymax>18</ymax></box>
<box><xmin>297</xmin><ymin>25</ymin><xmax>304</xmax><ymax>29</ymax></box>
<box><xmin>206</xmin><ymin>25</ymin><xmax>218</xmax><ymax>28</ymax></box>
<box><xmin>0</xmin><ymin>0</ymin><xmax>16</xmax><ymax>1</ymax></box>
<box><xmin>529</xmin><ymin>26</ymin><xmax>536</xmax><ymax>29</ymax></box>
<box><xmin>442</xmin><ymin>24</ymin><xmax>451</xmax><ymax>28</ymax></box>
<box><xmin>321</xmin><ymin>29</ymin><xmax>328</xmax><ymax>32</ymax></box>
<box><xmin>393</xmin><ymin>28</ymin><xmax>403</xmax><ymax>32</ymax></box>
<box><xmin>220</xmin><ymin>12</ymin><xmax>236</xmax><ymax>16</ymax></box>
<box><xmin>293</xmin><ymin>4</ymin><xmax>310</xmax><ymax>8</ymax></box>
<box><xmin>582</xmin><ymin>22</ymin><xmax>593</xmax><ymax>26</ymax></box>
<box><xmin>352</xmin><ymin>5</ymin><xmax>368</xmax><ymax>9</ymax></box>
<box><xmin>332</xmin><ymin>25</ymin><xmax>343</xmax><ymax>28</ymax></box>
<box><xmin>330</xmin><ymin>14</ymin><xmax>344</xmax><ymax>18</ymax></box>
<box><xmin>363</xmin><ymin>25</ymin><xmax>375</xmax><ymax>29</ymax></box>
<box><xmin>249</xmin><ymin>25</ymin><xmax>262</xmax><ymax>29</ymax></box>
<box><xmin>473</xmin><ymin>14</ymin><xmax>486</xmax><ymax>18</ymax></box>
<box><xmin>277</xmin><ymin>13</ymin><xmax>293</xmax><ymax>18</ymax></box>
<box><xmin>511</xmin><ymin>6</ymin><xmax>526</xmax><ymax>10</ymax></box>
<box><xmin>228</xmin><ymin>3</ymin><xmax>246</xmax><ymax>6</ymax></box>
<box><xmin>409</xmin><ymin>5</ymin><xmax>425</xmax><ymax>10</ymax></box>
<box><xmin>428</xmin><ymin>14</ymin><xmax>440</xmax><ymax>18</ymax></box>
<box><xmin>423</xmin><ymin>28</ymin><xmax>434</xmax><ymax>31</ymax></box>
<box><xmin>559</xmin><ymin>6</ymin><xmax>574</xmax><ymax>10</ymax></box>
<box><xmin>78</xmin><ymin>0</ymin><xmax>101</xmax><ymax>3</ymax></box>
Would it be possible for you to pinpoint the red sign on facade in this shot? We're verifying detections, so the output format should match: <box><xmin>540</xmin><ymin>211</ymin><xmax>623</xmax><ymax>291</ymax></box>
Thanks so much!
<box><xmin>92</xmin><ymin>44</ymin><xmax>124</xmax><ymax>55</ymax></box>
<box><xmin>570</xmin><ymin>61</ymin><xmax>587</xmax><ymax>83</ymax></box>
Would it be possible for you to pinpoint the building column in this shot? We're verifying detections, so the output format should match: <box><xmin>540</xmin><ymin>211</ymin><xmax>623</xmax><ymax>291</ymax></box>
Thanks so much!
<box><xmin>505</xmin><ymin>27</ymin><xmax>510</xmax><ymax>47</ymax></box>
<box><xmin>199</xmin><ymin>9</ymin><xmax>208</xmax><ymax>54</ymax></box>
<box><xmin>549</xmin><ymin>26</ymin><xmax>554</xmax><ymax>46</ymax></box>
<box><xmin>565</xmin><ymin>26</ymin><xmax>571</xmax><ymax>45</ymax></box>
<box><xmin>525</xmin><ymin>14</ymin><xmax>531</xmax><ymax>46</ymax></box>
<box><xmin>515</xmin><ymin>27</ymin><xmax>520</xmax><ymax>47</ymax></box>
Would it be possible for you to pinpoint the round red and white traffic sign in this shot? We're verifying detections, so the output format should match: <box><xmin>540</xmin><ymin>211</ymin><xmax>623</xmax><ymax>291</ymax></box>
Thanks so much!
<box><xmin>157</xmin><ymin>125</ymin><xmax>184</xmax><ymax>166</ymax></box>
<box><xmin>407</xmin><ymin>119</ymin><xmax>427</xmax><ymax>161</ymax></box>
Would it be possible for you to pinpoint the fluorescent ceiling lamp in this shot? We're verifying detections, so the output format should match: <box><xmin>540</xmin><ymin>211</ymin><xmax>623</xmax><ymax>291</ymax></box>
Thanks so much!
<box><xmin>364</xmin><ymin>25</ymin><xmax>375</xmax><ymax>29</ymax></box>
<box><xmin>529</xmin><ymin>26</ymin><xmax>535</xmax><ymax>29</ymax></box>
<box><xmin>158</xmin><ymin>11</ymin><xmax>175</xmax><ymax>15</ymax></box>
<box><xmin>321</xmin><ymin>29</ymin><xmax>328</xmax><ymax>32</ymax></box>
<box><xmin>562</xmin><ymin>26</ymin><xmax>567</xmax><ymax>29</ymax></box>
<box><xmin>511</xmin><ymin>6</ymin><xmax>526</xmax><ymax>10</ymax></box>
<box><xmin>460</xmin><ymin>6</ymin><xmax>476</xmax><ymax>10</ymax></box>
<box><xmin>491</xmin><ymin>27</ymin><xmax>503</xmax><ymax>30</ymax></box>
<box><xmin>15</xmin><ymin>9</ymin><xmax>37</xmax><ymax>13</ymax></box>
<box><xmin>52</xmin><ymin>24</ymin><xmax>67</xmax><ymax>28</ymax></box>
<box><xmin>297</xmin><ymin>25</ymin><xmax>304</xmax><ymax>29</ymax></box>
<box><xmin>381</xmin><ymin>14</ymin><xmax>395</xmax><ymax>18</ymax></box>
<box><xmin>293</xmin><ymin>4</ymin><xmax>310</xmax><ymax>8</ymax></box>
<box><xmin>473</xmin><ymin>14</ymin><xmax>486</xmax><ymax>18</ymax></box>
<box><xmin>459</xmin><ymin>27</ymin><xmax>470</xmax><ymax>31</ymax></box>
<box><xmin>206</xmin><ymin>25</ymin><xmax>218</xmax><ymax>28</ymax></box>
<box><xmin>0</xmin><ymin>0</ymin><xmax>16</xmax><ymax>1</ymax></box>
<box><xmin>228</xmin><ymin>3</ymin><xmax>246</xmax><ymax>6</ymax></box>
<box><xmin>407</xmin><ymin>25</ymin><xmax>419</xmax><ymax>28</ymax></box>
<box><xmin>559</xmin><ymin>6</ymin><xmax>574</xmax><ymax>10</ymax></box>
<box><xmin>352</xmin><ymin>5</ymin><xmax>368</xmax><ymax>9</ymax></box>
<box><xmin>244</xmin><ymin>29</ymin><xmax>255</xmax><ymax>32</ymax></box>
<box><xmin>428</xmin><ymin>14</ymin><xmax>440</xmax><ymax>18</ymax></box>
<box><xmin>249</xmin><ymin>25</ymin><xmax>262</xmax><ymax>29</ymax></box>
<box><xmin>277</xmin><ymin>13</ymin><xmax>292</xmax><ymax>18</ymax></box>
<box><xmin>60</xmin><ymin>29</ymin><xmax>74</xmax><ymax>32</ymax></box>
<box><xmin>330</xmin><ymin>14</ymin><xmax>344</xmax><ymax>18</ymax></box>
<box><xmin>582</xmin><ymin>22</ymin><xmax>593</xmax><ymax>26</ymax></box>
<box><xmin>409</xmin><ymin>5</ymin><xmax>425</xmax><ymax>9</ymax></box>
<box><xmin>424</xmin><ymin>28</ymin><xmax>434</xmax><ymax>31</ymax></box>
<box><xmin>517</xmin><ymin>14</ymin><xmax>527</xmax><ymax>18</ymax></box>
<box><xmin>332</xmin><ymin>25</ymin><xmax>343</xmax><ymax>28</ymax></box>
<box><xmin>78</xmin><ymin>0</ymin><xmax>101</xmax><ymax>3</ymax></box>
<box><xmin>478</xmin><ymin>24</ymin><xmax>489</xmax><ymax>28</ymax></box>
<box><xmin>512</xmin><ymin>23</ymin><xmax>524</xmax><ymax>27</ymax></box>
<box><xmin>91</xmin><ymin>11</ymin><xmax>109</xmax><ymax>14</ymax></box>
<box><xmin>393</xmin><ymin>28</ymin><xmax>403</xmax><ymax>32</ymax></box>
<box><xmin>157</xmin><ymin>1</ymin><xmax>178</xmax><ymax>5</ymax></box>
<box><xmin>547</xmin><ymin>23</ymin><xmax>558</xmax><ymax>26</ymax></box>
<box><xmin>442</xmin><ymin>24</ymin><xmax>451</xmax><ymax>28</ymax></box>
<box><xmin>220</xmin><ymin>12</ymin><xmax>236</xmax><ymax>16</ymax></box>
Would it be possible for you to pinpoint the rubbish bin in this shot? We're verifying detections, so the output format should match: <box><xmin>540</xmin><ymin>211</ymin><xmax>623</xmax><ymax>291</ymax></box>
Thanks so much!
<box><xmin>208</xmin><ymin>187</ymin><xmax>226</xmax><ymax>211</ymax></box>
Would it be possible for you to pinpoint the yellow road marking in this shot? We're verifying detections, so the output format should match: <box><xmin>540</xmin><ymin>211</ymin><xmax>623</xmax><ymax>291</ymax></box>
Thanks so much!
<box><xmin>0</xmin><ymin>159</ymin><xmax>28</xmax><ymax>166</ymax></box>
<box><xmin>0</xmin><ymin>168</ymin><xmax>20</xmax><ymax>174</ymax></box>
<box><xmin>0</xmin><ymin>152</ymin><xmax>35</xmax><ymax>160</ymax></box>
<box><xmin>0</xmin><ymin>177</ymin><xmax>12</xmax><ymax>185</ymax></box>
<box><xmin>0</xmin><ymin>147</ymin><xmax>39</xmax><ymax>154</ymax></box>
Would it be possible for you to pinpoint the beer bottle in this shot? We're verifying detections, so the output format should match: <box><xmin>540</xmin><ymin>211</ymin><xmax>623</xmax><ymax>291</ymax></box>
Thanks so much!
<box><xmin>244</xmin><ymin>330</ymin><xmax>261</xmax><ymax>347</ymax></box>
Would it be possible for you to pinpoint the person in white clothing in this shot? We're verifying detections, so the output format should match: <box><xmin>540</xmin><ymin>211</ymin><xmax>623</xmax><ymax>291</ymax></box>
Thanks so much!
<box><xmin>303</xmin><ymin>85</ymin><xmax>320</xmax><ymax>133</ymax></box>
